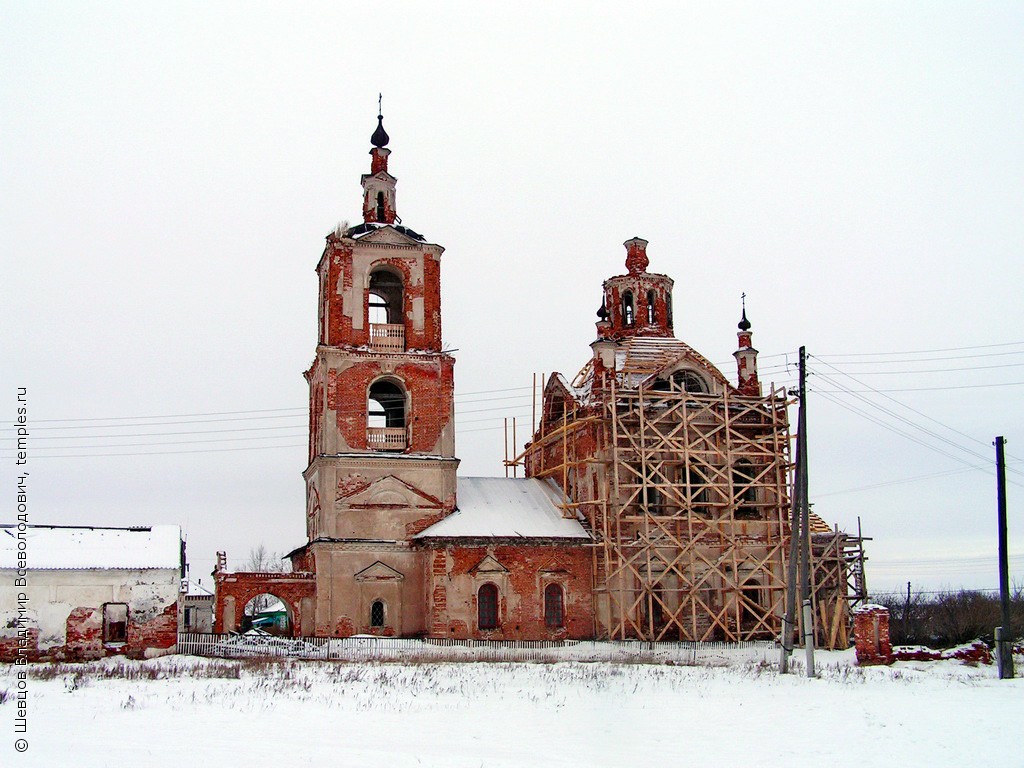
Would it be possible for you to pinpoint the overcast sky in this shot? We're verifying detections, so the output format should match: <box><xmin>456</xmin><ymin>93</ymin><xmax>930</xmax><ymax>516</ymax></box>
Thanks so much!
<box><xmin>2</xmin><ymin>2</ymin><xmax>1022</xmax><ymax>595</ymax></box>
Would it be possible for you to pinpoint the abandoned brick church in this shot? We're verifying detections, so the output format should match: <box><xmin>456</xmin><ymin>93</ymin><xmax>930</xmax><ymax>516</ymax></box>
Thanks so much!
<box><xmin>213</xmin><ymin>112</ymin><xmax>863</xmax><ymax>645</ymax></box>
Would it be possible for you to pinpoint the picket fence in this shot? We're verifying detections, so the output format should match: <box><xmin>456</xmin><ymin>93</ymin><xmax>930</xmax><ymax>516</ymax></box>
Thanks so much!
<box><xmin>177</xmin><ymin>632</ymin><xmax>775</xmax><ymax>665</ymax></box>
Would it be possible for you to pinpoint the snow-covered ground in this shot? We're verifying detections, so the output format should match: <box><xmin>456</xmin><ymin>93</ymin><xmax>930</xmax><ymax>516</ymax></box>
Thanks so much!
<box><xmin>1</xmin><ymin>650</ymin><xmax>1021</xmax><ymax>767</ymax></box>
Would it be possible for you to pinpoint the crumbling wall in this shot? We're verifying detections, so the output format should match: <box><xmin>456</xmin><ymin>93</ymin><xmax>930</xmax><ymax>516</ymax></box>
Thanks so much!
<box><xmin>853</xmin><ymin>604</ymin><xmax>895</xmax><ymax>666</ymax></box>
<box><xmin>0</xmin><ymin>567</ymin><xmax>179</xmax><ymax>661</ymax></box>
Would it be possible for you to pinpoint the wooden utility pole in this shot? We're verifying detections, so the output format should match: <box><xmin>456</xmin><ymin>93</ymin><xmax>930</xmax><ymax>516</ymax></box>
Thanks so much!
<box><xmin>781</xmin><ymin>346</ymin><xmax>814</xmax><ymax>675</ymax></box>
<box><xmin>995</xmin><ymin>436</ymin><xmax>1014</xmax><ymax>679</ymax></box>
<box><xmin>796</xmin><ymin>347</ymin><xmax>815</xmax><ymax>677</ymax></box>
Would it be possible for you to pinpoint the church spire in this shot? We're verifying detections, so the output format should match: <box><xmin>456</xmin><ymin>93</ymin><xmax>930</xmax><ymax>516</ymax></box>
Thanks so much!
<box><xmin>371</xmin><ymin>93</ymin><xmax>390</xmax><ymax>148</ymax></box>
<box><xmin>733</xmin><ymin>293</ymin><xmax>761</xmax><ymax>396</ymax></box>
<box><xmin>362</xmin><ymin>96</ymin><xmax>397</xmax><ymax>224</ymax></box>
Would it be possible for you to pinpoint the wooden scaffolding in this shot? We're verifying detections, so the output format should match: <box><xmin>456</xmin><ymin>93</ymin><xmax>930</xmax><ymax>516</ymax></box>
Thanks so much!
<box><xmin>518</xmin><ymin>368</ymin><xmax>864</xmax><ymax>647</ymax></box>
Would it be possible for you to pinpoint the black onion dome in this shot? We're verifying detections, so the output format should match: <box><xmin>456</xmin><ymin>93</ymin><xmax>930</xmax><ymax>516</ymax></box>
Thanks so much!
<box><xmin>738</xmin><ymin>308</ymin><xmax>751</xmax><ymax>332</ymax></box>
<box><xmin>371</xmin><ymin>115</ymin><xmax>390</xmax><ymax>148</ymax></box>
<box><xmin>597</xmin><ymin>300</ymin><xmax>609</xmax><ymax>320</ymax></box>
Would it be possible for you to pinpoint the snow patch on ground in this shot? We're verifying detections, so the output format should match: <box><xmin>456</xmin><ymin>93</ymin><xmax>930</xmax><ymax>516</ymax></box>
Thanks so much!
<box><xmin>1</xmin><ymin>651</ymin><xmax>1020</xmax><ymax>767</ymax></box>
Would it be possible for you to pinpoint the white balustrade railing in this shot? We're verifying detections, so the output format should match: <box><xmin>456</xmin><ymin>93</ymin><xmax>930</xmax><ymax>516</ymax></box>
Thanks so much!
<box><xmin>367</xmin><ymin>426</ymin><xmax>408</xmax><ymax>451</ymax></box>
<box><xmin>369</xmin><ymin>323</ymin><xmax>405</xmax><ymax>352</ymax></box>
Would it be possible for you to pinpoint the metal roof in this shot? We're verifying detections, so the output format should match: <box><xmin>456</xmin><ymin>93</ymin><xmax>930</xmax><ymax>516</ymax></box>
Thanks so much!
<box><xmin>0</xmin><ymin>524</ymin><xmax>182</xmax><ymax>570</ymax></box>
<box><xmin>415</xmin><ymin>477</ymin><xmax>590</xmax><ymax>540</ymax></box>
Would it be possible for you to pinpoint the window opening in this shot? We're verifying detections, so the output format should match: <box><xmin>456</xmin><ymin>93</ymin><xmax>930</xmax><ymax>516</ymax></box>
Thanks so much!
<box><xmin>666</xmin><ymin>293</ymin><xmax>673</xmax><ymax>327</ymax></box>
<box><xmin>544</xmin><ymin>583</ymin><xmax>565</xmax><ymax>628</ymax></box>
<box><xmin>740</xmin><ymin>579</ymin><xmax>764</xmax><ymax>628</ymax></box>
<box><xmin>733</xmin><ymin>460</ymin><xmax>758</xmax><ymax>518</ymax></box>
<box><xmin>646</xmin><ymin>290</ymin><xmax>656</xmax><ymax>324</ymax></box>
<box><xmin>103</xmin><ymin>603</ymin><xmax>128</xmax><ymax>644</ymax></box>
<box><xmin>376</xmin><ymin>191</ymin><xmax>386</xmax><ymax>222</ymax></box>
<box><xmin>367</xmin><ymin>380</ymin><xmax>406</xmax><ymax>429</ymax></box>
<box><xmin>685</xmin><ymin>465</ymin><xmax>710</xmax><ymax>516</ymax></box>
<box><xmin>674</xmin><ymin>370</ymin><xmax>708</xmax><ymax>394</ymax></box>
<box><xmin>370</xmin><ymin>600</ymin><xmax>385</xmax><ymax>628</ymax></box>
<box><xmin>622</xmin><ymin>291</ymin><xmax>634</xmax><ymax>326</ymax></box>
<box><xmin>368</xmin><ymin>291</ymin><xmax>389</xmax><ymax>324</ymax></box>
<box><xmin>478</xmin><ymin>583</ymin><xmax>499</xmax><ymax>630</ymax></box>
<box><xmin>642</xmin><ymin>480</ymin><xmax>663</xmax><ymax>515</ymax></box>
<box><xmin>368</xmin><ymin>270</ymin><xmax>403</xmax><ymax>325</ymax></box>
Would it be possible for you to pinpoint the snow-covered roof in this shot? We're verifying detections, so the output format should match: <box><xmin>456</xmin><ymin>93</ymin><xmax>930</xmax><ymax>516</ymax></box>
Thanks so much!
<box><xmin>183</xmin><ymin>578</ymin><xmax>215</xmax><ymax>597</ymax></box>
<box><xmin>414</xmin><ymin>478</ymin><xmax>590</xmax><ymax>540</ymax></box>
<box><xmin>569</xmin><ymin>336</ymin><xmax>732</xmax><ymax>405</ymax></box>
<box><xmin>0</xmin><ymin>524</ymin><xmax>182</xmax><ymax>570</ymax></box>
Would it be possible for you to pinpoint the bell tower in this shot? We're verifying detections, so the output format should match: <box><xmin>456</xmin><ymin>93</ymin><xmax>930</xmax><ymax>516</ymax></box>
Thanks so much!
<box><xmin>298</xmin><ymin>106</ymin><xmax>458</xmax><ymax>638</ymax></box>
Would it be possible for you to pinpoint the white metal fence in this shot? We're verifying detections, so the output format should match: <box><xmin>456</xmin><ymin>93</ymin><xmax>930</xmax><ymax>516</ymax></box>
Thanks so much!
<box><xmin>177</xmin><ymin>632</ymin><xmax>776</xmax><ymax>664</ymax></box>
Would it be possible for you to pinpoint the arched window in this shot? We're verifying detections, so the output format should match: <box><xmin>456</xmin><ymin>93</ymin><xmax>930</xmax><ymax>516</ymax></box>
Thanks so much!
<box><xmin>478</xmin><ymin>583</ymin><xmax>499</xmax><ymax>630</ymax></box>
<box><xmin>666</xmin><ymin>293</ymin><xmax>673</xmax><ymax>327</ymax></box>
<box><xmin>376</xmin><ymin>191</ymin><xmax>386</xmax><ymax>222</ymax></box>
<box><xmin>646</xmin><ymin>290</ymin><xmax>656</xmax><ymax>324</ymax></box>
<box><xmin>674</xmin><ymin>370</ymin><xmax>708</xmax><ymax>394</ymax></box>
<box><xmin>653</xmin><ymin>370</ymin><xmax>709</xmax><ymax>394</ymax></box>
<box><xmin>368</xmin><ymin>269</ymin><xmax>403</xmax><ymax>325</ymax></box>
<box><xmin>367</xmin><ymin>268</ymin><xmax>405</xmax><ymax>351</ymax></box>
<box><xmin>370</xmin><ymin>600</ymin><xmax>385</xmax><ymax>628</ymax></box>
<box><xmin>544</xmin><ymin>583</ymin><xmax>565</xmax><ymax>628</ymax></box>
<box><xmin>622</xmin><ymin>291</ymin><xmax>634</xmax><ymax>327</ymax></box>
<box><xmin>367</xmin><ymin>379</ymin><xmax>407</xmax><ymax>451</ymax></box>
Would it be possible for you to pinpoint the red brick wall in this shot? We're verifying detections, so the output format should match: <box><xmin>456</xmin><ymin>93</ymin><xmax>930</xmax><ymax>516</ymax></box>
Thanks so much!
<box><xmin>0</xmin><ymin>627</ymin><xmax>40</xmax><ymax>663</ymax></box>
<box><xmin>213</xmin><ymin>571</ymin><xmax>316</xmax><ymax>635</ymax></box>
<box><xmin>425</xmin><ymin>543</ymin><xmax>593</xmax><ymax>641</ymax></box>
<box><xmin>330</xmin><ymin>356</ymin><xmax>454</xmax><ymax>453</ymax></box>
<box><xmin>53</xmin><ymin>601</ymin><xmax>178</xmax><ymax>661</ymax></box>
<box><xmin>853</xmin><ymin>606</ymin><xmax>895</xmax><ymax>666</ymax></box>
<box><xmin>318</xmin><ymin>241</ymin><xmax>444</xmax><ymax>353</ymax></box>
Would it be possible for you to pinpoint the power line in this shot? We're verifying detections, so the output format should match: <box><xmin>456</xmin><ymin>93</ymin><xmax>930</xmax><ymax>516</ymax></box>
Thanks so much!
<box><xmin>814</xmin><ymin>381</ymin><xmax>1024</xmax><ymax>393</ymax></box>
<box><xmin>814</xmin><ymin>466</ymin><xmax>983</xmax><ymax>498</ymax></box>
<box><xmin>815</xmin><ymin>340</ymin><xmax>1024</xmax><ymax>357</ymax></box>
<box><xmin>811</xmin><ymin>355</ymin><xmax>1024</xmax><ymax>475</ymax></box>
<box><xmin>811</xmin><ymin>349</ymin><xmax>1024</xmax><ymax>365</ymax></box>
<box><xmin>809</xmin><ymin>361</ymin><xmax>1024</xmax><ymax>375</ymax></box>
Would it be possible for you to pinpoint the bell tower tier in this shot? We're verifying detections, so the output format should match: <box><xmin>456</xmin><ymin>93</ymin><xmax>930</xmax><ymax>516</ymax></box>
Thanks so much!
<box><xmin>295</xmin><ymin>109</ymin><xmax>458</xmax><ymax>639</ymax></box>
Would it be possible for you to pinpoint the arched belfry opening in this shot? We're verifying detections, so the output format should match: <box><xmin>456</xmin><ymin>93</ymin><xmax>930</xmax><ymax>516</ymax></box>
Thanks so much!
<box><xmin>367</xmin><ymin>378</ymin><xmax>408</xmax><ymax>451</ymax></box>
<box><xmin>368</xmin><ymin>268</ymin><xmax>405</xmax><ymax>351</ymax></box>
<box><xmin>376</xmin><ymin>191</ymin><xmax>386</xmax><ymax>222</ymax></box>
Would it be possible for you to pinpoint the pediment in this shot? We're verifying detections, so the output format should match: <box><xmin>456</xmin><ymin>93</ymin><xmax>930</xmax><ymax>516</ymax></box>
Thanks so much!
<box><xmin>543</xmin><ymin>373</ymin><xmax>577</xmax><ymax>402</ymax></box>
<box><xmin>354</xmin><ymin>561</ymin><xmax>405</xmax><ymax>582</ymax></box>
<box><xmin>538</xmin><ymin>558</ymin><xmax>570</xmax><ymax>575</ymax></box>
<box><xmin>358</xmin><ymin>226</ymin><xmax>420</xmax><ymax>247</ymax></box>
<box><xmin>644</xmin><ymin>354</ymin><xmax>727</xmax><ymax>392</ymax></box>
<box><xmin>362</xmin><ymin>170</ymin><xmax>397</xmax><ymax>184</ymax></box>
<box><xmin>340</xmin><ymin>475</ymin><xmax>443</xmax><ymax>509</ymax></box>
<box><xmin>470</xmin><ymin>554</ymin><xmax>509</xmax><ymax>575</ymax></box>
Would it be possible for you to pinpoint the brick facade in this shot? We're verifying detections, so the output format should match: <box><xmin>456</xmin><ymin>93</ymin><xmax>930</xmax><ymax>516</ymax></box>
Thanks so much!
<box><xmin>424</xmin><ymin>543</ymin><xmax>593</xmax><ymax>640</ymax></box>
